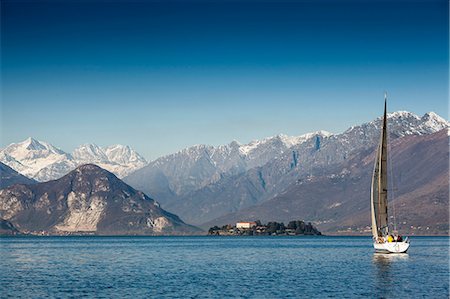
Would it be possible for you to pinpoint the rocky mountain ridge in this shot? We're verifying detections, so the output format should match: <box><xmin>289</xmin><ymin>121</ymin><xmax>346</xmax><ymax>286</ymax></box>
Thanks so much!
<box><xmin>124</xmin><ymin>130</ymin><xmax>332</xmax><ymax>200</ymax></box>
<box><xmin>0</xmin><ymin>164</ymin><xmax>199</xmax><ymax>235</ymax></box>
<box><xmin>0</xmin><ymin>162</ymin><xmax>37</xmax><ymax>189</ymax></box>
<box><xmin>124</xmin><ymin>111</ymin><xmax>448</xmax><ymax>226</ymax></box>
<box><xmin>205</xmin><ymin>129</ymin><xmax>448</xmax><ymax>235</ymax></box>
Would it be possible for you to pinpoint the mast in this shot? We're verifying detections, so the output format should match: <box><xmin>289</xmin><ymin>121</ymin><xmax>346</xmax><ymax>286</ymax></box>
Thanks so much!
<box><xmin>371</xmin><ymin>94</ymin><xmax>389</xmax><ymax>239</ymax></box>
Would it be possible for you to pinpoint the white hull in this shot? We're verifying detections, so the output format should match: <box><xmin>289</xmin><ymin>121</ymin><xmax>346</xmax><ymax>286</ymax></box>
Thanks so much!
<box><xmin>373</xmin><ymin>241</ymin><xmax>410</xmax><ymax>253</ymax></box>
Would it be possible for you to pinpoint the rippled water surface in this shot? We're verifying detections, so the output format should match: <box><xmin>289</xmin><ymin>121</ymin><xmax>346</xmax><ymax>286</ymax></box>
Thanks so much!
<box><xmin>0</xmin><ymin>236</ymin><xmax>448</xmax><ymax>298</ymax></box>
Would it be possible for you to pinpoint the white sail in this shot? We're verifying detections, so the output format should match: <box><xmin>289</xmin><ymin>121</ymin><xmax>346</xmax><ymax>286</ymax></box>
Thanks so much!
<box><xmin>370</xmin><ymin>95</ymin><xmax>410</xmax><ymax>253</ymax></box>
<box><xmin>371</xmin><ymin>97</ymin><xmax>389</xmax><ymax>239</ymax></box>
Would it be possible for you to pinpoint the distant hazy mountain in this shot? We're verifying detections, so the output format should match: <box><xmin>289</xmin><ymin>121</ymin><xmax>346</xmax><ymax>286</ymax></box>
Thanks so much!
<box><xmin>124</xmin><ymin>111</ymin><xmax>448</xmax><ymax>227</ymax></box>
<box><xmin>205</xmin><ymin>129</ymin><xmax>449</xmax><ymax>235</ymax></box>
<box><xmin>0</xmin><ymin>138</ymin><xmax>147</xmax><ymax>181</ymax></box>
<box><xmin>73</xmin><ymin>144</ymin><xmax>147</xmax><ymax>178</ymax></box>
<box><xmin>0</xmin><ymin>164</ymin><xmax>199</xmax><ymax>235</ymax></box>
<box><xmin>0</xmin><ymin>162</ymin><xmax>37</xmax><ymax>189</ymax></box>
<box><xmin>124</xmin><ymin>130</ymin><xmax>332</xmax><ymax>201</ymax></box>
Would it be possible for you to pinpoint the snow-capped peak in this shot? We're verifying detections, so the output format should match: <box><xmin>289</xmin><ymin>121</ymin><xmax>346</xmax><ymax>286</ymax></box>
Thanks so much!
<box><xmin>73</xmin><ymin>144</ymin><xmax>109</xmax><ymax>162</ymax></box>
<box><xmin>238</xmin><ymin>130</ymin><xmax>332</xmax><ymax>156</ymax></box>
<box><xmin>0</xmin><ymin>139</ymin><xmax>148</xmax><ymax>181</ymax></box>
<box><xmin>72</xmin><ymin>143</ymin><xmax>147</xmax><ymax>177</ymax></box>
<box><xmin>0</xmin><ymin>138</ymin><xmax>74</xmax><ymax>181</ymax></box>
<box><xmin>2</xmin><ymin>137</ymin><xmax>67</xmax><ymax>161</ymax></box>
<box><xmin>289</xmin><ymin>130</ymin><xmax>333</xmax><ymax>145</ymax></box>
<box><xmin>389</xmin><ymin>111</ymin><xmax>448</xmax><ymax>136</ymax></box>
<box><xmin>2</xmin><ymin>110</ymin><xmax>446</xmax><ymax>184</ymax></box>
<box><xmin>104</xmin><ymin>144</ymin><xmax>147</xmax><ymax>165</ymax></box>
<box><xmin>345</xmin><ymin>111</ymin><xmax>448</xmax><ymax>138</ymax></box>
<box><xmin>387</xmin><ymin>111</ymin><xmax>420</xmax><ymax>120</ymax></box>
<box><xmin>421</xmin><ymin>112</ymin><xmax>449</xmax><ymax>129</ymax></box>
<box><xmin>23</xmin><ymin>137</ymin><xmax>47</xmax><ymax>151</ymax></box>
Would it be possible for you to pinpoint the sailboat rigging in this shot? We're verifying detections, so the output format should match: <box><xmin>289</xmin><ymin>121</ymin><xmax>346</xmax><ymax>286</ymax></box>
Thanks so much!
<box><xmin>370</xmin><ymin>94</ymin><xmax>410</xmax><ymax>253</ymax></box>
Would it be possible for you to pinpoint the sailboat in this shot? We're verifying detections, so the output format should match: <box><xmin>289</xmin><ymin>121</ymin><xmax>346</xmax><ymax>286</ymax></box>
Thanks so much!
<box><xmin>371</xmin><ymin>94</ymin><xmax>410</xmax><ymax>254</ymax></box>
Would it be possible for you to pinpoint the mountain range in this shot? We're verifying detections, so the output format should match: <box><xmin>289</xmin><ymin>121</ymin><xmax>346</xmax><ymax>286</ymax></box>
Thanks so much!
<box><xmin>0</xmin><ymin>110</ymin><xmax>448</xmax><ymax>235</ymax></box>
<box><xmin>204</xmin><ymin>129</ymin><xmax>448</xmax><ymax>235</ymax></box>
<box><xmin>0</xmin><ymin>138</ymin><xmax>147</xmax><ymax>181</ymax></box>
<box><xmin>124</xmin><ymin>130</ymin><xmax>332</xmax><ymax>204</ymax></box>
<box><xmin>0</xmin><ymin>164</ymin><xmax>199</xmax><ymax>235</ymax></box>
<box><xmin>123</xmin><ymin>111</ymin><xmax>448</xmax><ymax>233</ymax></box>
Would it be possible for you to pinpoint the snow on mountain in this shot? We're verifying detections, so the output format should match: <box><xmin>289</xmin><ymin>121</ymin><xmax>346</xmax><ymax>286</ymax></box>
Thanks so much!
<box><xmin>0</xmin><ymin>139</ymin><xmax>148</xmax><ymax>182</ymax></box>
<box><xmin>125</xmin><ymin>129</ymin><xmax>336</xmax><ymax>199</ymax></box>
<box><xmin>419</xmin><ymin>112</ymin><xmax>448</xmax><ymax>134</ymax></box>
<box><xmin>141</xmin><ymin>143</ymin><xmax>242</xmax><ymax>195</ymax></box>
<box><xmin>0</xmin><ymin>162</ymin><xmax>37</xmax><ymax>189</ymax></box>
<box><xmin>239</xmin><ymin>130</ymin><xmax>333</xmax><ymax>156</ymax></box>
<box><xmin>71</xmin><ymin>144</ymin><xmax>147</xmax><ymax>177</ymax></box>
<box><xmin>163</xmin><ymin>111</ymin><xmax>448</xmax><ymax>225</ymax></box>
<box><xmin>240</xmin><ymin>131</ymin><xmax>333</xmax><ymax>169</ymax></box>
<box><xmin>104</xmin><ymin>145</ymin><xmax>147</xmax><ymax>166</ymax></box>
<box><xmin>204</xmin><ymin>129</ymin><xmax>450</xmax><ymax>234</ymax></box>
<box><xmin>2</xmin><ymin>110</ymin><xmax>447</xmax><ymax>190</ymax></box>
<box><xmin>0</xmin><ymin>138</ymin><xmax>76</xmax><ymax>182</ymax></box>
<box><xmin>124</xmin><ymin>111</ymin><xmax>448</xmax><ymax>214</ymax></box>
<box><xmin>82</xmin><ymin>144</ymin><xmax>148</xmax><ymax>178</ymax></box>
<box><xmin>1</xmin><ymin>137</ymin><xmax>67</xmax><ymax>161</ymax></box>
<box><xmin>287</xmin><ymin>111</ymin><xmax>449</xmax><ymax>174</ymax></box>
<box><xmin>32</xmin><ymin>160</ymin><xmax>77</xmax><ymax>182</ymax></box>
<box><xmin>0</xmin><ymin>152</ymin><xmax>25</xmax><ymax>174</ymax></box>
<box><xmin>72</xmin><ymin>144</ymin><xmax>109</xmax><ymax>163</ymax></box>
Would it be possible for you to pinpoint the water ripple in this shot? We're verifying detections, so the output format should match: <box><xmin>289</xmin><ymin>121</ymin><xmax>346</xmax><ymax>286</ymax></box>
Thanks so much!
<box><xmin>0</xmin><ymin>236</ymin><xmax>448</xmax><ymax>298</ymax></box>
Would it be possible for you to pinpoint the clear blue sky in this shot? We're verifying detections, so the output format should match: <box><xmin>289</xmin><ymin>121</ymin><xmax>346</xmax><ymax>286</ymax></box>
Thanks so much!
<box><xmin>1</xmin><ymin>0</ymin><xmax>448</xmax><ymax>160</ymax></box>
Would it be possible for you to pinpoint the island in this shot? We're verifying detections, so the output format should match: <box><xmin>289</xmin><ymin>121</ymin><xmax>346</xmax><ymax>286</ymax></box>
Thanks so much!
<box><xmin>208</xmin><ymin>220</ymin><xmax>321</xmax><ymax>236</ymax></box>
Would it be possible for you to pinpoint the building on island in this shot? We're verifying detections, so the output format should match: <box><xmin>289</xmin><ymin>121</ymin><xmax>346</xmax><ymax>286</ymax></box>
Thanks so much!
<box><xmin>236</xmin><ymin>221</ymin><xmax>257</xmax><ymax>229</ymax></box>
<box><xmin>208</xmin><ymin>220</ymin><xmax>321</xmax><ymax>236</ymax></box>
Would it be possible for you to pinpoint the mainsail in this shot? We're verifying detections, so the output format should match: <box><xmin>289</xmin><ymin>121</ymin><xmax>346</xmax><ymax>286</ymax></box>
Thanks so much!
<box><xmin>371</xmin><ymin>97</ymin><xmax>389</xmax><ymax>239</ymax></box>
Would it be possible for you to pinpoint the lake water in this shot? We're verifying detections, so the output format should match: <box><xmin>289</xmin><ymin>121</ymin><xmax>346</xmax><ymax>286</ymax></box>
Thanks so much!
<box><xmin>0</xmin><ymin>236</ymin><xmax>448</xmax><ymax>298</ymax></box>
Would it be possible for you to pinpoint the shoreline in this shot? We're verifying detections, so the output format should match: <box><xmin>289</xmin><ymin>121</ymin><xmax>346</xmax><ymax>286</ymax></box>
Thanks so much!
<box><xmin>1</xmin><ymin>233</ymin><xmax>448</xmax><ymax>237</ymax></box>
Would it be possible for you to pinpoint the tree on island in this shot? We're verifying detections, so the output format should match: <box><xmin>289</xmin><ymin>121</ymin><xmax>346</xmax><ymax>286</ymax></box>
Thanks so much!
<box><xmin>207</xmin><ymin>220</ymin><xmax>321</xmax><ymax>236</ymax></box>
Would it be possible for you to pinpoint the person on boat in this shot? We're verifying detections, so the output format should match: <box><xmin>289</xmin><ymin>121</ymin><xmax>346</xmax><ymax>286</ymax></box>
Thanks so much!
<box><xmin>376</xmin><ymin>236</ymin><xmax>385</xmax><ymax>243</ymax></box>
<box><xmin>387</xmin><ymin>235</ymin><xmax>394</xmax><ymax>242</ymax></box>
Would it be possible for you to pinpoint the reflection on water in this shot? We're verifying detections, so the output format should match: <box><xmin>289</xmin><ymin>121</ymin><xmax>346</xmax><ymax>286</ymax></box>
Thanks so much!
<box><xmin>372</xmin><ymin>253</ymin><xmax>410</xmax><ymax>298</ymax></box>
<box><xmin>373</xmin><ymin>252</ymin><xmax>409</xmax><ymax>264</ymax></box>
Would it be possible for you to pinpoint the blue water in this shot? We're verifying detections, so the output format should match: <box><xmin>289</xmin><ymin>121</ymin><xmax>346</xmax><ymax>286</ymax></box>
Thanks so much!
<box><xmin>0</xmin><ymin>236</ymin><xmax>448</xmax><ymax>298</ymax></box>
